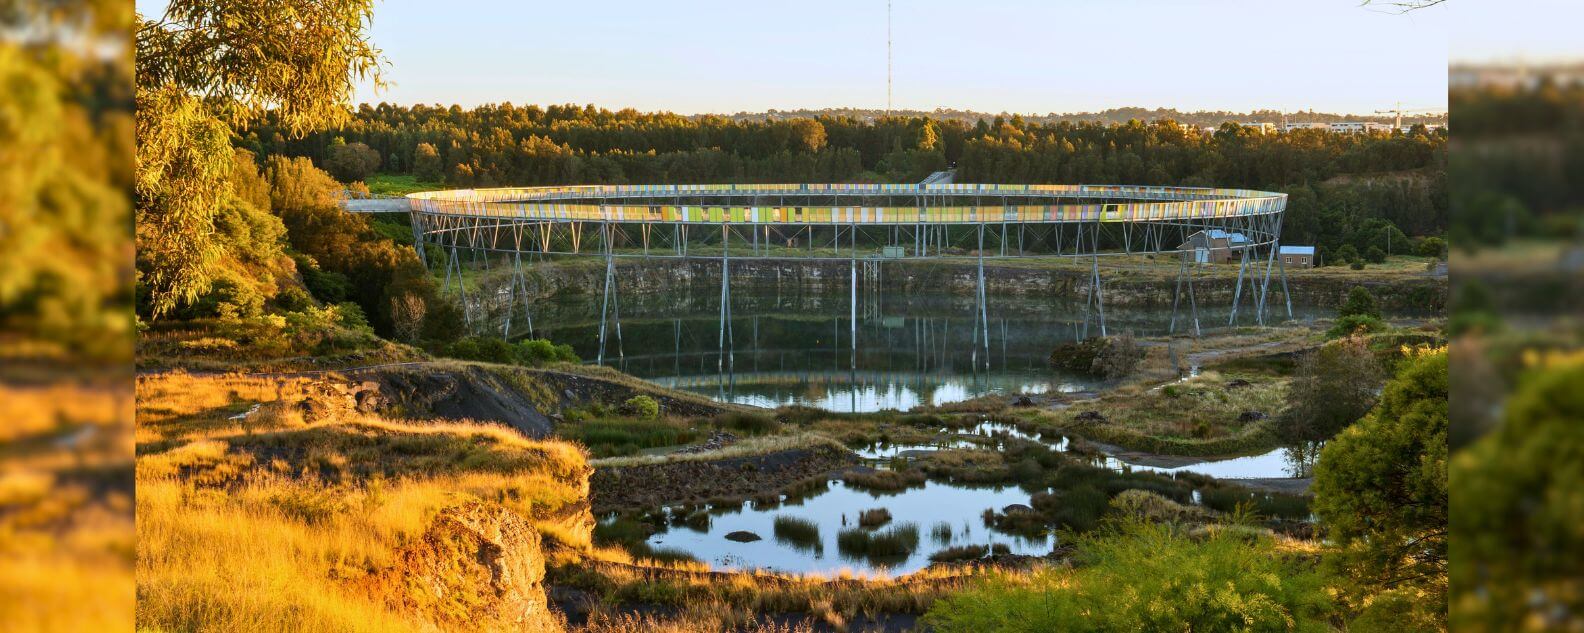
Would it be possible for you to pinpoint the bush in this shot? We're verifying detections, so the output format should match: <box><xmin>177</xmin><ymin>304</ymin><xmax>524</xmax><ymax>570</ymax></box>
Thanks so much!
<box><xmin>922</xmin><ymin>520</ymin><xmax>1333</xmax><ymax>632</ymax></box>
<box><xmin>1334</xmin><ymin>244</ymin><xmax>1360</xmax><ymax>263</ymax></box>
<box><xmin>1349</xmin><ymin>261</ymin><xmax>1366</xmax><ymax>270</ymax></box>
<box><xmin>1365</xmin><ymin>246</ymin><xmax>1387</xmax><ymax>263</ymax></box>
<box><xmin>1326</xmin><ymin>314</ymin><xmax>1386</xmax><ymax>339</ymax></box>
<box><xmin>1338</xmin><ymin>286</ymin><xmax>1381</xmax><ymax>319</ymax></box>
<box><xmin>519</xmin><ymin>338</ymin><xmax>578</xmax><ymax>364</ymax></box>
<box><xmin>1416</xmin><ymin>236</ymin><xmax>1447</xmax><ymax>259</ymax></box>
<box><xmin>622</xmin><ymin>395</ymin><xmax>659</xmax><ymax>420</ymax></box>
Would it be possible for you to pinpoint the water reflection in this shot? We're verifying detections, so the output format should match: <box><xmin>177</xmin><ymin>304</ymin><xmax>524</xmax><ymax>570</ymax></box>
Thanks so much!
<box><xmin>642</xmin><ymin>480</ymin><xmax>1054</xmax><ymax>576</ymax></box>
<box><xmin>535</xmin><ymin>286</ymin><xmax>1329</xmax><ymax>412</ymax></box>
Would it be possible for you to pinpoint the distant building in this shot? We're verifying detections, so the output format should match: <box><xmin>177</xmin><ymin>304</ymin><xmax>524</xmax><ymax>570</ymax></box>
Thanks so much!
<box><xmin>1179</xmin><ymin>229</ymin><xmax>1252</xmax><ymax>264</ymax></box>
<box><xmin>1328</xmin><ymin>121</ymin><xmax>1391</xmax><ymax>134</ymax></box>
<box><xmin>1399</xmin><ymin>123</ymin><xmax>1445</xmax><ymax>134</ymax></box>
<box><xmin>1281</xmin><ymin>122</ymin><xmax>1329</xmax><ymax>133</ymax></box>
<box><xmin>1279</xmin><ymin>245</ymin><xmax>1316</xmax><ymax>268</ymax></box>
<box><xmin>1240</xmin><ymin>122</ymin><xmax>1275</xmax><ymax>134</ymax></box>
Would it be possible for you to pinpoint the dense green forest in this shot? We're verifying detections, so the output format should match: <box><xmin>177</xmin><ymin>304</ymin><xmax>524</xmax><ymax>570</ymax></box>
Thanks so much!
<box><xmin>246</xmin><ymin>103</ymin><xmax>1447</xmax><ymax>260</ymax></box>
<box><xmin>1449</xmin><ymin>81</ymin><xmax>1584</xmax><ymax>245</ymax></box>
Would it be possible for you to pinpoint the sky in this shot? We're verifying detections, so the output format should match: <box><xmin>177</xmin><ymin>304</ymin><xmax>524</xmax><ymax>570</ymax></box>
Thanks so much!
<box><xmin>134</xmin><ymin>0</ymin><xmax>1584</xmax><ymax>116</ymax></box>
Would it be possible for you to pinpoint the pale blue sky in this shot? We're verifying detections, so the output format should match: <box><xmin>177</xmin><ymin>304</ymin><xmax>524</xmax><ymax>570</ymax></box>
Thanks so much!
<box><xmin>138</xmin><ymin>0</ymin><xmax>1567</xmax><ymax>115</ymax></box>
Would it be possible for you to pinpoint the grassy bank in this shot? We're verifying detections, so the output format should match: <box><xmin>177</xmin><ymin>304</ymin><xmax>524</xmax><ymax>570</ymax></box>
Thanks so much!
<box><xmin>134</xmin><ymin>371</ymin><xmax>594</xmax><ymax>631</ymax></box>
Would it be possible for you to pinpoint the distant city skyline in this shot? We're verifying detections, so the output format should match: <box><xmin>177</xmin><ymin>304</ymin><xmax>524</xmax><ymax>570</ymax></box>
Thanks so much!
<box><xmin>133</xmin><ymin>0</ymin><xmax>1500</xmax><ymax>115</ymax></box>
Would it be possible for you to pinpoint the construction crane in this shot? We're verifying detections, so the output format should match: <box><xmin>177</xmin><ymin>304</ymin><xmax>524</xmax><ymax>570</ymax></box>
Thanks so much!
<box><xmin>1374</xmin><ymin>102</ymin><xmax>1446</xmax><ymax>130</ymax></box>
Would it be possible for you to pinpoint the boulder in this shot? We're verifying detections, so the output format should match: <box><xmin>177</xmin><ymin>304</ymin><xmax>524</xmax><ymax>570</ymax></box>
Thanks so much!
<box><xmin>1237</xmin><ymin>410</ymin><xmax>1267</xmax><ymax>423</ymax></box>
<box><xmin>359</xmin><ymin>502</ymin><xmax>562</xmax><ymax>632</ymax></box>
<box><xmin>724</xmin><ymin>530</ymin><xmax>763</xmax><ymax>543</ymax></box>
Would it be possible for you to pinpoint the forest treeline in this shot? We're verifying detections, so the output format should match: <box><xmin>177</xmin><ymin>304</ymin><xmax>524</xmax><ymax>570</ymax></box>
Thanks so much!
<box><xmin>1449</xmin><ymin>81</ymin><xmax>1584</xmax><ymax>245</ymax></box>
<box><xmin>247</xmin><ymin>103</ymin><xmax>1448</xmax><ymax>259</ymax></box>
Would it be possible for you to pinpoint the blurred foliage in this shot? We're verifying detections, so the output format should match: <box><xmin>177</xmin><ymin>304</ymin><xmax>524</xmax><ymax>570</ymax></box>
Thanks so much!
<box><xmin>1451</xmin><ymin>358</ymin><xmax>1584</xmax><ymax>630</ymax></box>
<box><xmin>0</xmin><ymin>3</ymin><xmax>133</xmax><ymax>359</ymax></box>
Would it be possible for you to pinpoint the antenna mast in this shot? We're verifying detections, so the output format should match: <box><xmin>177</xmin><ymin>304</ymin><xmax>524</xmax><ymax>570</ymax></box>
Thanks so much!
<box><xmin>886</xmin><ymin>0</ymin><xmax>892</xmax><ymax>117</ymax></box>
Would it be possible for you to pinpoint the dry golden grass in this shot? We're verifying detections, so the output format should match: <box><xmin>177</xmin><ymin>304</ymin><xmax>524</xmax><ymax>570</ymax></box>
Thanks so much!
<box><xmin>0</xmin><ymin>371</ymin><xmax>134</xmax><ymax>633</ymax></box>
<box><xmin>134</xmin><ymin>370</ymin><xmax>594</xmax><ymax>632</ymax></box>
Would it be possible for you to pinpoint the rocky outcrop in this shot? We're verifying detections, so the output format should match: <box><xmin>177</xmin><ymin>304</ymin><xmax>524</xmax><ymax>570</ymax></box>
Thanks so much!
<box><xmin>359</xmin><ymin>502</ymin><xmax>563</xmax><ymax>632</ymax></box>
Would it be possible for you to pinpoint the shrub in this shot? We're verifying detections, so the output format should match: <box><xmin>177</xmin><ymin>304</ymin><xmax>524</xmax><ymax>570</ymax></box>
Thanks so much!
<box><xmin>1350</xmin><ymin>261</ymin><xmax>1366</xmax><ymax>270</ymax></box>
<box><xmin>1365</xmin><ymin>246</ymin><xmax>1387</xmax><ymax>263</ymax></box>
<box><xmin>1338</xmin><ymin>286</ymin><xmax>1381</xmax><ymax>319</ymax></box>
<box><xmin>1334</xmin><ymin>244</ymin><xmax>1360</xmax><ymax>263</ymax></box>
<box><xmin>519</xmin><ymin>338</ymin><xmax>578</xmax><ymax>364</ymax></box>
<box><xmin>622</xmin><ymin>395</ymin><xmax>660</xmax><ymax>420</ymax></box>
<box><xmin>1325</xmin><ymin>314</ymin><xmax>1386</xmax><ymax>339</ymax></box>
<box><xmin>922</xmin><ymin>520</ymin><xmax>1333</xmax><ymax>632</ymax></box>
<box><xmin>1416</xmin><ymin>236</ymin><xmax>1447</xmax><ymax>259</ymax></box>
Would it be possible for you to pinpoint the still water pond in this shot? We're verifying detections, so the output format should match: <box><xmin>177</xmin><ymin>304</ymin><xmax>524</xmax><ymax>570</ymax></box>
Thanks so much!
<box><xmin>536</xmin><ymin>284</ymin><xmax>1329</xmax><ymax>412</ymax></box>
<box><xmin>639</xmin><ymin>480</ymin><xmax>1053</xmax><ymax>576</ymax></box>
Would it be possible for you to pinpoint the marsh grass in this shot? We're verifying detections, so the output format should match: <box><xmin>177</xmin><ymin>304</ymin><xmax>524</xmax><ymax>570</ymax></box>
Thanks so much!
<box><xmin>857</xmin><ymin>508</ymin><xmax>893</xmax><ymax>528</ymax></box>
<box><xmin>837</xmin><ymin>523</ymin><xmax>921</xmax><ymax>565</ymax></box>
<box><xmin>591</xmin><ymin>434</ymin><xmax>844</xmax><ymax>468</ymax></box>
<box><xmin>842</xmin><ymin>468</ymin><xmax>926</xmax><ymax>492</ymax></box>
<box><xmin>773</xmin><ymin>516</ymin><xmax>822</xmax><ymax>553</ymax></box>
<box><xmin>1199</xmin><ymin>488</ymin><xmax>1312</xmax><ymax>521</ymax></box>
<box><xmin>559</xmin><ymin>417</ymin><xmax>701</xmax><ymax>457</ymax></box>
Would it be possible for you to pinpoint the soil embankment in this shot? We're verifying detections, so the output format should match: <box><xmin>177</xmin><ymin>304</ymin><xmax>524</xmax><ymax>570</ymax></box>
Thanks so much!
<box><xmin>590</xmin><ymin>441</ymin><xmax>857</xmax><ymax>513</ymax></box>
<box><xmin>517</xmin><ymin>258</ymin><xmax>1446</xmax><ymax>312</ymax></box>
<box><xmin>356</xmin><ymin>362</ymin><xmax>740</xmax><ymax>438</ymax></box>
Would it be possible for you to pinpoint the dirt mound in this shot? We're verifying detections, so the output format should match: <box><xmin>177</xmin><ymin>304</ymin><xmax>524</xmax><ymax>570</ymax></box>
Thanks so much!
<box><xmin>358</xmin><ymin>502</ymin><xmax>563</xmax><ymax>632</ymax></box>
<box><xmin>366</xmin><ymin>365</ymin><xmax>556</xmax><ymax>438</ymax></box>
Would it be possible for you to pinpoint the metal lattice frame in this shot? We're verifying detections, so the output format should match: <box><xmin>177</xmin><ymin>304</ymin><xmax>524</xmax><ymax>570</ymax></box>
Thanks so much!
<box><xmin>404</xmin><ymin>183</ymin><xmax>1291</xmax><ymax>366</ymax></box>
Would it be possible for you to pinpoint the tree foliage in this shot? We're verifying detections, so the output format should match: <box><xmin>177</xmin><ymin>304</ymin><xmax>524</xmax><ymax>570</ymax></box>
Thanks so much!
<box><xmin>0</xmin><ymin>34</ymin><xmax>133</xmax><ymax>356</ymax></box>
<box><xmin>133</xmin><ymin>0</ymin><xmax>383</xmax><ymax>318</ymax></box>
<box><xmin>1280</xmin><ymin>336</ymin><xmax>1384</xmax><ymax>442</ymax></box>
<box><xmin>1451</xmin><ymin>359</ymin><xmax>1584</xmax><ymax>629</ymax></box>
<box><xmin>1312</xmin><ymin>351</ymin><xmax>1448</xmax><ymax>629</ymax></box>
<box><xmin>249</xmin><ymin>104</ymin><xmax>1446</xmax><ymax>249</ymax></box>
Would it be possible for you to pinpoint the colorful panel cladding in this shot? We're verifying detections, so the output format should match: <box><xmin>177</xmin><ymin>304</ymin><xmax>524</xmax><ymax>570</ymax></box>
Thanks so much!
<box><xmin>406</xmin><ymin>183</ymin><xmax>1286</xmax><ymax>224</ymax></box>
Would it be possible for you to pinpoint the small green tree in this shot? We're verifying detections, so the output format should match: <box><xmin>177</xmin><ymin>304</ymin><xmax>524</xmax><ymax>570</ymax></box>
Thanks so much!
<box><xmin>1334</xmin><ymin>244</ymin><xmax>1360</xmax><ymax>263</ymax></box>
<box><xmin>1338</xmin><ymin>286</ymin><xmax>1381</xmax><ymax>319</ymax></box>
<box><xmin>1279</xmin><ymin>337</ymin><xmax>1383</xmax><ymax>442</ymax></box>
<box><xmin>1312</xmin><ymin>351</ymin><xmax>1447</xmax><ymax>630</ymax></box>
<box><xmin>1365</xmin><ymin>245</ymin><xmax>1387</xmax><ymax>263</ymax></box>
<box><xmin>1415</xmin><ymin>236</ymin><xmax>1446</xmax><ymax>259</ymax></box>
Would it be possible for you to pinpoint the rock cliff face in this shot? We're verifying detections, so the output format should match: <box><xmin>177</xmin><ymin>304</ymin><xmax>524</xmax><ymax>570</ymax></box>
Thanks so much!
<box><xmin>361</xmin><ymin>502</ymin><xmax>564</xmax><ymax>632</ymax></box>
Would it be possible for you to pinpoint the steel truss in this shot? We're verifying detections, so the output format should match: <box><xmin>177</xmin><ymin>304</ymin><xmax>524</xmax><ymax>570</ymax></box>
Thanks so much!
<box><xmin>409</xmin><ymin>186</ymin><xmax>1291</xmax><ymax>365</ymax></box>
